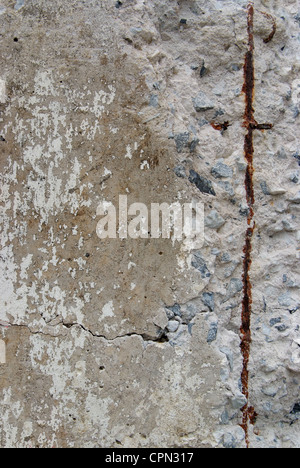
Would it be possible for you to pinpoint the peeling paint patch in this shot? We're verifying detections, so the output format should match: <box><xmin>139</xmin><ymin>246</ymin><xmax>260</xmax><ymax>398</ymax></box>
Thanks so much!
<box><xmin>0</xmin><ymin>339</ymin><xmax>6</xmax><ymax>364</ymax></box>
<box><xmin>0</xmin><ymin>78</ymin><xmax>6</xmax><ymax>103</ymax></box>
<box><xmin>101</xmin><ymin>301</ymin><xmax>115</xmax><ymax>319</ymax></box>
<box><xmin>34</xmin><ymin>71</ymin><xmax>57</xmax><ymax>97</ymax></box>
<box><xmin>125</xmin><ymin>144</ymin><xmax>133</xmax><ymax>160</ymax></box>
<box><xmin>140</xmin><ymin>160</ymin><xmax>150</xmax><ymax>170</ymax></box>
<box><xmin>20</xmin><ymin>255</ymin><xmax>33</xmax><ymax>280</ymax></box>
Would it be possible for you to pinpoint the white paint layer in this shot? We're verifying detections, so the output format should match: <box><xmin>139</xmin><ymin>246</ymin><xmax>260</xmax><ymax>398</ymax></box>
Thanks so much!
<box><xmin>0</xmin><ymin>78</ymin><xmax>6</xmax><ymax>103</ymax></box>
<box><xmin>0</xmin><ymin>339</ymin><xmax>6</xmax><ymax>364</ymax></box>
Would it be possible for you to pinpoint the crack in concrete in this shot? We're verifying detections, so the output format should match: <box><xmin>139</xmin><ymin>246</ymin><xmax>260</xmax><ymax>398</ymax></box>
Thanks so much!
<box><xmin>0</xmin><ymin>321</ymin><xmax>169</xmax><ymax>345</ymax></box>
<box><xmin>61</xmin><ymin>321</ymin><xmax>169</xmax><ymax>344</ymax></box>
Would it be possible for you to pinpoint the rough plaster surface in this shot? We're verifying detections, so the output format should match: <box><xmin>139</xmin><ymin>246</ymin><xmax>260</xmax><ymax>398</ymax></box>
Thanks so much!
<box><xmin>0</xmin><ymin>0</ymin><xmax>299</xmax><ymax>448</ymax></box>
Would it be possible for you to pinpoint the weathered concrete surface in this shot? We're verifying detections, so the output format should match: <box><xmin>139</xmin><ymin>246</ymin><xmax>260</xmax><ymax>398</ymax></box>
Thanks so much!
<box><xmin>0</xmin><ymin>0</ymin><xmax>299</xmax><ymax>448</ymax></box>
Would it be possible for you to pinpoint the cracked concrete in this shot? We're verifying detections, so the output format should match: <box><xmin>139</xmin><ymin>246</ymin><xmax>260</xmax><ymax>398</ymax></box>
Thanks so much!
<box><xmin>0</xmin><ymin>0</ymin><xmax>299</xmax><ymax>448</ymax></box>
<box><xmin>4</xmin><ymin>321</ymin><xmax>169</xmax><ymax>343</ymax></box>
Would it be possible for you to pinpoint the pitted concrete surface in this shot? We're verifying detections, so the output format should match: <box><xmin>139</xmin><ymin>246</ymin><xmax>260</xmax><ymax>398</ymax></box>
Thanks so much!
<box><xmin>0</xmin><ymin>0</ymin><xmax>299</xmax><ymax>448</ymax></box>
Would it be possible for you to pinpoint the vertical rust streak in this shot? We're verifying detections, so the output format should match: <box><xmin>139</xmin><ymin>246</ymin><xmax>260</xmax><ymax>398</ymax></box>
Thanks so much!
<box><xmin>240</xmin><ymin>4</ymin><xmax>274</xmax><ymax>446</ymax></box>
<box><xmin>240</xmin><ymin>3</ymin><xmax>255</xmax><ymax>448</ymax></box>
<box><xmin>240</xmin><ymin>226</ymin><xmax>254</xmax><ymax>446</ymax></box>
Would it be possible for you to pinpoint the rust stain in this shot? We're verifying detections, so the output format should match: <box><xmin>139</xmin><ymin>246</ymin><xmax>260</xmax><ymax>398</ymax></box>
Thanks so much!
<box><xmin>210</xmin><ymin>121</ymin><xmax>231</xmax><ymax>132</ymax></box>
<box><xmin>260</xmin><ymin>10</ymin><xmax>277</xmax><ymax>44</ymax></box>
<box><xmin>240</xmin><ymin>3</ymin><xmax>274</xmax><ymax>447</ymax></box>
<box><xmin>240</xmin><ymin>225</ymin><xmax>255</xmax><ymax>446</ymax></box>
<box><xmin>250</xmin><ymin>123</ymin><xmax>273</xmax><ymax>130</ymax></box>
<box><xmin>240</xmin><ymin>3</ymin><xmax>255</xmax><ymax>447</ymax></box>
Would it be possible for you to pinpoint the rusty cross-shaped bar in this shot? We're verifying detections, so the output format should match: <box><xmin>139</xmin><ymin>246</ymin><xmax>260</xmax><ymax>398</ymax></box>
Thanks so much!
<box><xmin>240</xmin><ymin>2</ymin><xmax>273</xmax><ymax>448</ymax></box>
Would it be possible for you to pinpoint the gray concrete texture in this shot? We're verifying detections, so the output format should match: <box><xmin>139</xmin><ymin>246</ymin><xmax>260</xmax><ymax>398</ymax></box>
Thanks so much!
<box><xmin>0</xmin><ymin>0</ymin><xmax>299</xmax><ymax>448</ymax></box>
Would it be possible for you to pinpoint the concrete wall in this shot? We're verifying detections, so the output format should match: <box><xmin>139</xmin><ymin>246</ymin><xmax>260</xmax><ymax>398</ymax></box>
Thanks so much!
<box><xmin>0</xmin><ymin>0</ymin><xmax>299</xmax><ymax>448</ymax></box>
